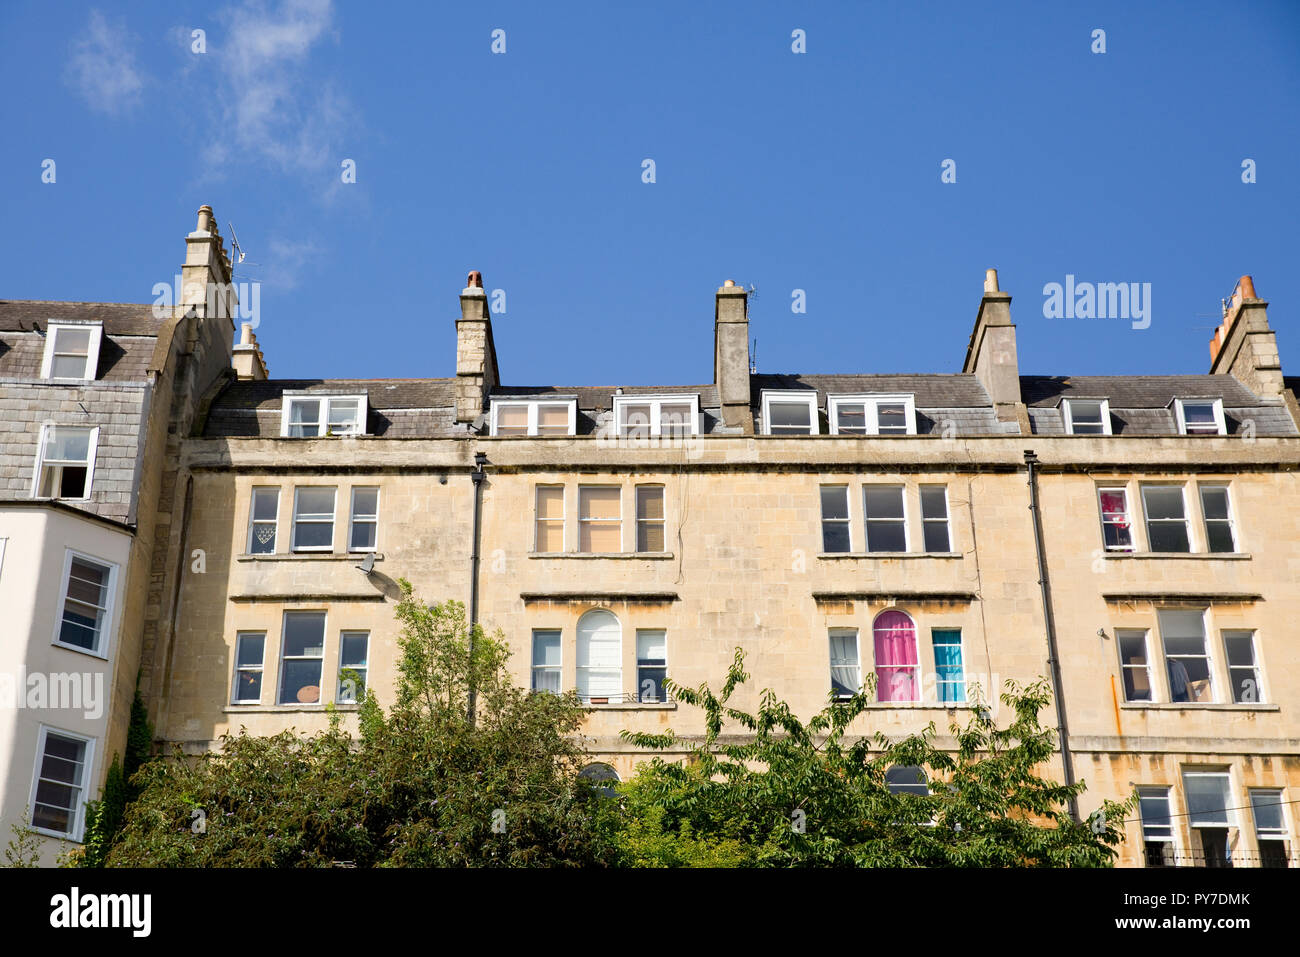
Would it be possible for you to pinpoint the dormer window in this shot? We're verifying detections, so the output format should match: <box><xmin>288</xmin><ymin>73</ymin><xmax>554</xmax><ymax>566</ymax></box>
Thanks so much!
<box><xmin>761</xmin><ymin>391</ymin><xmax>819</xmax><ymax>435</ymax></box>
<box><xmin>612</xmin><ymin>394</ymin><xmax>700</xmax><ymax>437</ymax></box>
<box><xmin>280</xmin><ymin>394</ymin><xmax>367</xmax><ymax>437</ymax></box>
<box><xmin>40</xmin><ymin>321</ymin><xmax>103</xmax><ymax>380</ymax></box>
<box><xmin>827</xmin><ymin>394</ymin><xmax>917</xmax><ymax>436</ymax></box>
<box><xmin>490</xmin><ymin>397</ymin><xmax>577</xmax><ymax>436</ymax></box>
<box><xmin>1063</xmin><ymin>398</ymin><xmax>1112</xmax><ymax>435</ymax></box>
<box><xmin>1174</xmin><ymin>398</ymin><xmax>1226</xmax><ymax>436</ymax></box>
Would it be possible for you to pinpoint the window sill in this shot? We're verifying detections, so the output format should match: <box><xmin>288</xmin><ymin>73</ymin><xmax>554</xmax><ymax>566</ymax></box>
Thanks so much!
<box><xmin>1119</xmin><ymin>702</ymin><xmax>1279</xmax><ymax>712</ymax></box>
<box><xmin>584</xmin><ymin>701</ymin><xmax>677</xmax><ymax>711</ymax></box>
<box><xmin>224</xmin><ymin>704</ymin><xmax>360</xmax><ymax>713</ymax></box>
<box><xmin>1104</xmin><ymin>552</ymin><xmax>1250</xmax><ymax>561</ymax></box>
<box><xmin>50</xmin><ymin>640</ymin><xmax>109</xmax><ymax>662</ymax></box>
<box><xmin>819</xmin><ymin>552</ymin><xmax>961</xmax><ymax>560</ymax></box>
<box><xmin>529</xmin><ymin>552</ymin><xmax>675</xmax><ymax>560</ymax></box>
<box><xmin>32</xmin><ymin>826</ymin><xmax>81</xmax><ymax>843</ymax></box>
<box><xmin>237</xmin><ymin>552</ymin><xmax>384</xmax><ymax>562</ymax></box>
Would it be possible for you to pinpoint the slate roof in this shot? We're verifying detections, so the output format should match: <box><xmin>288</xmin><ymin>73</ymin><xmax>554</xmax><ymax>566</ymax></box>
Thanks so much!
<box><xmin>203</xmin><ymin>378</ymin><xmax>460</xmax><ymax>438</ymax></box>
<box><xmin>0</xmin><ymin>300</ymin><xmax>168</xmax><ymax>382</ymax></box>
<box><xmin>750</xmin><ymin>373</ymin><xmax>992</xmax><ymax>409</ymax></box>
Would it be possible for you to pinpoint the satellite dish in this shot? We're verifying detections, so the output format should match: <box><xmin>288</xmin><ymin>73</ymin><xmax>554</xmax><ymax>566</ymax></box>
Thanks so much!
<box><xmin>355</xmin><ymin>553</ymin><xmax>375</xmax><ymax>575</ymax></box>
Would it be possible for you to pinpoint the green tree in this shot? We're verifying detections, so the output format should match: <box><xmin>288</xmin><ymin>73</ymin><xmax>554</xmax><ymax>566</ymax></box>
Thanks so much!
<box><xmin>103</xmin><ymin>580</ymin><xmax>615</xmax><ymax>867</ymax></box>
<box><xmin>614</xmin><ymin>648</ymin><xmax>1133</xmax><ymax>867</ymax></box>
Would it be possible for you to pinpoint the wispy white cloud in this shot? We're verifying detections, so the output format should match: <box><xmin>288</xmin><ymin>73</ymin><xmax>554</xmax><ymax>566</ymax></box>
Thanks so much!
<box><xmin>262</xmin><ymin>237</ymin><xmax>322</xmax><ymax>290</ymax></box>
<box><xmin>66</xmin><ymin>10</ymin><xmax>146</xmax><ymax>115</ymax></box>
<box><xmin>206</xmin><ymin>0</ymin><xmax>355</xmax><ymax>181</ymax></box>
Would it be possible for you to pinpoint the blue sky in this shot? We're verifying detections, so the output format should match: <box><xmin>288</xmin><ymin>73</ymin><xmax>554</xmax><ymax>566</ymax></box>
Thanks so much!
<box><xmin>2</xmin><ymin>1</ymin><xmax>1298</xmax><ymax>385</ymax></box>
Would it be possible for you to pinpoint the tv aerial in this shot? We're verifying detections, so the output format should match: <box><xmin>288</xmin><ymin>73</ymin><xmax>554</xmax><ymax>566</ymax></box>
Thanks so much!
<box><xmin>227</xmin><ymin>222</ymin><xmax>262</xmax><ymax>276</ymax></box>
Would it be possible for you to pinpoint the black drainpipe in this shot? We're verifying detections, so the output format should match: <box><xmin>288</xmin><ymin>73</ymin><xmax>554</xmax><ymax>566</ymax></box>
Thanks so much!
<box><xmin>467</xmin><ymin>451</ymin><xmax>487</xmax><ymax>726</ymax></box>
<box><xmin>1024</xmin><ymin>450</ymin><xmax>1079</xmax><ymax>823</ymax></box>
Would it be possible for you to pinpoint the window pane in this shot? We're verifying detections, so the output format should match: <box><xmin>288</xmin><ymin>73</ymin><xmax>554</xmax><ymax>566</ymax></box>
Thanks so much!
<box><xmin>296</xmin><ymin>488</ymin><xmax>336</xmax><ymax>516</ymax></box>
<box><xmin>289</xmin><ymin>399</ymin><xmax>320</xmax><ymax>423</ymax></box>
<box><xmin>877</xmin><ymin>404</ymin><xmax>908</xmax><ymax>433</ymax></box>
<box><xmin>580</xmin><ymin>487</ymin><xmax>620</xmax><ymax>520</ymax></box>
<box><xmin>1184</xmin><ymin>773</ymin><xmax>1231</xmax><ymax>826</ymax></box>
<box><xmin>1139</xmin><ymin>790</ymin><xmax>1172</xmax><ymax>837</ymax></box>
<box><xmin>533</xmin><ymin>631</ymin><xmax>561</xmax><ymax>667</ymax></box>
<box><xmin>886</xmin><ymin>766</ymin><xmax>929</xmax><ymax>796</ymax></box>
<box><xmin>636</xmin><ymin>487</ymin><xmax>664</xmax><ymax>520</ymax></box>
<box><xmin>234</xmin><ymin>670</ymin><xmax>261</xmax><ymax>702</ymax></box>
<box><xmin>620</xmin><ymin>403</ymin><xmax>651</xmax><ymax>432</ymax></box>
<box><xmin>921</xmin><ymin>523</ymin><xmax>949</xmax><ymax>553</ymax></box>
<box><xmin>822</xmin><ymin>522</ymin><xmax>850</xmax><ymax>553</ymax></box>
<box><xmin>582</xmin><ymin>523</ymin><xmax>620</xmax><ymax>552</ymax></box>
<box><xmin>1200</xmin><ymin>487</ymin><xmax>1229</xmax><ymax>521</ymax></box>
<box><xmin>836</xmin><ymin>404</ymin><xmax>867</xmax><ymax>434</ymax></box>
<box><xmin>919</xmin><ymin>487</ymin><xmax>947</xmax><ymax>520</ymax></box>
<box><xmin>46</xmin><ymin>428</ymin><xmax>91</xmax><ymax>462</ymax></box>
<box><xmin>537</xmin><ymin>404</ymin><xmax>569</xmax><ymax>434</ymax></box>
<box><xmin>283</xmin><ymin>613</ymin><xmax>326</xmax><ymax>657</ymax></box>
<box><xmin>637</xmin><ymin>523</ymin><xmax>665</xmax><ymax>552</ymax></box>
<box><xmin>829</xmin><ymin>629</ymin><xmax>859</xmax><ymax>698</ymax></box>
<box><xmin>1143</xmin><ymin>487</ymin><xmax>1185</xmax><ymax>520</ymax></box>
<box><xmin>769</xmin><ymin>401</ymin><xmax>811</xmax><ymax>431</ymax></box>
<box><xmin>236</xmin><ymin>633</ymin><xmax>265</xmax><ymax>667</ymax></box>
<box><xmin>497</xmin><ymin>405</ymin><xmax>528</xmax><ymax>433</ymax></box>
<box><xmin>279</xmin><ymin>660</ymin><xmax>323</xmax><ymax>704</ymax></box>
<box><xmin>252</xmin><ymin>488</ymin><xmax>278</xmax><ymax>521</ymax></box>
<box><xmin>874</xmin><ymin>611</ymin><xmax>918</xmax><ymax>702</ymax></box>
<box><xmin>537</xmin><ymin>486</ymin><xmax>564</xmax><ymax>520</ymax></box>
<box><xmin>294</xmin><ymin>522</ymin><xmax>333</xmax><ymax>549</ymax></box>
<box><xmin>340</xmin><ymin>633</ymin><xmax>368</xmax><ymax>668</ymax></box>
<box><xmin>932</xmin><ymin>629</ymin><xmax>964</xmax><ymax>703</ymax></box>
<box><xmin>51</xmin><ymin>355</ymin><xmax>88</xmax><ymax>378</ymax></box>
<box><xmin>55</xmin><ymin>327</ymin><xmax>92</xmax><ymax>353</ymax></box>
<box><xmin>820</xmin><ymin>486</ymin><xmax>848</xmax><ymax>520</ymax></box>
<box><xmin>1251</xmin><ymin>790</ymin><xmax>1285</xmax><ymax>834</ymax></box>
<box><xmin>1182</xmin><ymin>403</ymin><xmax>1217</xmax><ymax>429</ymax></box>
<box><xmin>864</xmin><ymin>487</ymin><xmax>904</xmax><ymax>519</ymax></box>
<box><xmin>349</xmin><ymin>521</ymin><xmax>376</xmax><ymax>551</ymax></box>
<box><xmin>351</xmin><ymin>487</ymin><xmax>378</xmax><ymax>517</ymax></box>
<box><xmin>328</xmin><ymin>399</ymin><xmax>360</xmax><ymax>430</ymax></box>
<box><xmin>536</xmin><ymin>522</ymin><xmax>564</xmax><ymax>552</ymax></box>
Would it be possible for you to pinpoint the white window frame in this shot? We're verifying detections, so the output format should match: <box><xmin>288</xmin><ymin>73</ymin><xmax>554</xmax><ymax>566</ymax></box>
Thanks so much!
<box><xmin>489</xmin><ymin>397</ymin><xmax>577</xmax><ymax>437</ymax></box>
<box><xmin>1116</xmin><ymin>628</ymin><xmax>1154</xmax><ymax>702</ymax></box>
<box><xmin>578</xmin><ymin>484</ymin><xmax>622</xmax><ymax>553</ymax></box>
<box><xmin>1141</xmin><ymin>484</ymin><xmax>1191</xmax><ymax>553</ymax></box>
<box><xmin>32</xmin><ymin>424</ymin><xmax>99</xmax><ymax>501</ymax></box>
<box><xmin>1158</xmin><ymin>609</ymin><xmax>1215</xmax><ymax>704</ymax></box>
<box><xmin>531</xmin><ymin>629</ymin><xmax>562</xmax><ymax>694</ymax></box>
<box><xmin>278</xmin><ymin>610</ymin><xmax>327</xmax><ymax>705</ymax></box>
<box><xmin>40</xmin><ymin>321</ymin><xmax>103</xmax><ymax>381</ymax></box>
<box><xmin>347</xmin><ymin>486</ymin><xmax>380</xmax><ymax>552</ymax></box>
<box><xmin>829</xmin><ymin>627</ymin><xmax>861</xmax><ymax>700</ymax></box>
<box><xmin>534</xmin><ymin>485</ymin><xmax>566</xmax><ymax>553</ymax></box>
<box><xmin>635</xmin><ymin>628</ymin><xmax>669</xmax><ymax>703</ymax></box>
<box><xmin>28</xmin><ymin>725</ymin><xmax>96</xmax><ymax>841</ymax></box>
<box><xmin>919</xmin><ymin>484</ymin><xmax>951</xmax><ymax>553</ymax></box>
<box><xmin>231</xmin><ymin>631</ymin><xmax>266</xmax><ymax>704</ymax></box>
<box><xmin>246</xmin><ymin>486</ymin><xmax>280</xmax><ymax>555</ymax></box>
<box><xmin>51</xmin><ymin>548</ymin><xmax>118</xmax><ymax>659</ymax></box>
<box><xmin>613</xmin><ymin>394</ymin><xmax>700</xmax><ymax>437</ymax></box>
<box><xmin>827</xmin><ymin>394</ymin><xmax>917</xmax><ymax>436</ymax></box>
<box><xmin>291</xmin><ymin>486</ymin><xmax>337</xmax><ymax>553</ymax></box>
<box><xmin>1174</xmin><ymin>398</ymin><xmax>1226</xmax><ymax>436</ymax></box>
<box><xmin>1197</xmin><ymin>484</ymin><xmax>1237</xmax><ymax>553</ymax></box>
<box><xmin>337</xmin><ymin>630</ymin><xmax>370</xmax><ymax>703</ymax></box>
<box><xmin>863</xmin><ymin>484</ymin><xmax>909</xmax><ymax>553</ymax></box>
<box><xmin>634</xmin><ymin>484</ymin><xmax>666</xmax><ymax>553</ymax></box>
<box><xmin>1222</xmin><ymin>629</ymin><xmax>1263</xmax><ymax>704</ymax></box>
<box><xmin>1137</xmin><ymin>786</ymin><xmax>1178</xmax><ymax>866</ymax></box>
<box><xmin>1249</xmin><ymin>789</ymin><xmax>1288</xmax><ymax>843</ymax></box>
<box><xmin>760</xmin><ymin>390</ymin><xmax>819</xmax><ymax>436</ymax></box>
<box><xmin>1097</xmin><ymin>486</ymin><xmax>1135</xmax><ymax>553</ymax></box>
<box><xmin>931</xmin><ymin>628</ymin><xmax>965</xmax><ymax>704</ymax></box>
<box><xmin>1182</xmin><ymin>769</ymin><xmax>1235</xmax><ymax>829</ymax></box>
<box><xmin>1062</xmin><ymin>398</ymin><xmax>1112</xmax><ymax>435</ymax></box>
<box><xmin>279</xmin><ymin>393</ymin><xmax>368</xmax><ymax>437</ymax></box>
<box><xmin>819</xmin><ymin>484</ymin><xmax>852</xmax><ymax>553</ymax></box>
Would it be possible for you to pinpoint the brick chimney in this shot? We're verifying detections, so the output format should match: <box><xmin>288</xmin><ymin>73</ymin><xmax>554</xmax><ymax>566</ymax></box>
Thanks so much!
<box><xmin>455</xmin><ymin>270</ymin><xmax>500</xmax><ymax>424</ymax></box>
<box><xmin>962</xmin><ymin>268</ymin><xmax>1027</xmax><ymax>431</ymax></box>
<box><xmin>1207</xmin><ymin>276</ymin><xmax>1286</xmax><ymax>398</ymax></box>
<box><xmin>714</xmin><ymin>280</ymin><xmax>752</xmax><ymax>433</ymax></box>
<box><xmin>232</xmin><ymin>321</ymin><xmax>268</xmax><ymax>380</ymax></box>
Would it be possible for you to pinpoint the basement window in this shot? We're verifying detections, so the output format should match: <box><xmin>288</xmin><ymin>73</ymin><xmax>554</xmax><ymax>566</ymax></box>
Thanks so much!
<box><xmin>33</xmin><ymin>425</ymin><xmax>97</xmax><ymax>500</ymax></box>
<box><xmin>490</xmin><ymin>397</ymin><xmax>577</xmax><ymax>436</ymax></box>
<box><xmin>1174</xmin><ymin>398</ymin><xmax>1226</xmax><ymax>436</ymax></box>
<box><xmin>760</xmin><ymin>391</ymin><xmax>819</xmax><ymax>435</ymax></box>
<box><xmin>1062</xmin><ymin>398</ymin><xmax>1111</xmax><ymax>435</ymax></box>
<box><xmin>40</xmin><ymin>321</ymin><xmax>102</xmax><ymax>380</ymax></box>
<box><xmin>280</xmin><ymin>394</ymin><xmax>367</xmax><ymax>437</ymax></box>
<box><xmin>827</xmin><ymin>394</ymin><xmax>917</xmax><ymax>435</ymax></box>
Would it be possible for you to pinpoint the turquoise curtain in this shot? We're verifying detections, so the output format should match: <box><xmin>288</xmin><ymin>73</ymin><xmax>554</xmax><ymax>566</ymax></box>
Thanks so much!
<box><xmin>932</xmin><ymin>629</ymin><xmax>964</xmax><ymax>703</ymax></box>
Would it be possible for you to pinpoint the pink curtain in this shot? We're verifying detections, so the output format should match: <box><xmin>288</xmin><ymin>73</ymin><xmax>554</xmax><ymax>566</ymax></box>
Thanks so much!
<box><xmin>874</xmin><ymin>610</ymin><xmax>918</xmax><ymax>702</ymax></box>
<box><xmin>1099</xmin><ymin>491</ymin><xmax>1129</xmax><ymax>527</ymax></box>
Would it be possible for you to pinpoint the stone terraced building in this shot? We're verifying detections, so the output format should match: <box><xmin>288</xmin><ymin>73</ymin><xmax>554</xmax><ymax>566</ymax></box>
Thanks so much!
<box><xmin>3</xmin><ymin>206</ymin><xmax>1299</xmax><ymax>867</ymax></box>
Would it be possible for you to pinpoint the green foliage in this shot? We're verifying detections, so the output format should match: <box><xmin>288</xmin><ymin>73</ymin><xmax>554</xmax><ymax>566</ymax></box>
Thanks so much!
<box><xmin>75</xmin><ymin>756</ymin><xmax>128</xmax><ymax>868</ymax></box>
<box><xmin>616</xmin><ymin>648</ymin><xmax>1134</xmax><ymax>867</ymax></box>
<box><xmin>3</xmin><ymin>809</ymin><xmax>42</xmax><ymax>868</ymax></box>
<box><xmin>104</xmin><ymin>580</ymin><xmax>617</xmax><ymax>867</ymax></box>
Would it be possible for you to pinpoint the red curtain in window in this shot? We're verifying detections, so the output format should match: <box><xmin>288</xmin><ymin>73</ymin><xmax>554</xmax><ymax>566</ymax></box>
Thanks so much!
<box><xmin>873</xmin><ymin>610</ymin><xmax>918</xmax><ymax>702</ymax></box>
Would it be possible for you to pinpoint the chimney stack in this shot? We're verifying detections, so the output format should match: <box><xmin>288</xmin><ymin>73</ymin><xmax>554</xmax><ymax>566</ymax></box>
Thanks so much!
<box><xmin>963</xmin><ymin>267</ymin><xmax>1027</xmax><ymax>430</ymax></box>
<box><xmin>1207</xmin><ymin>275</ymin><xmax>1286</xmax><ymax>398</ymax></box>
<box><xmin>455</xmin><ymin>270</ymin><xmax>500</xmax><ymax>424</ymax></box>
<box><xmin>232</xmin><ymin>322</ymin><xmax>269</xmax><ymax>380</ymax></box>
<box><xmin>714</xmin><ymin>280</ymin><xmax>752</xmax><ymax>433</ymax></box>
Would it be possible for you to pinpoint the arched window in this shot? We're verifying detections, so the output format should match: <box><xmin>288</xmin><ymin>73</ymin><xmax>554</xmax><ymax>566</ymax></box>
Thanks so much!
<box><xmin>579</xmin><ymin>762</ymin><xmax>620</xmax><ymax>797</ymax></box>
<box><xmin>577</xmin><ymin>609</ymin><xmax>622</xmax><ymax>703</ymax></box>
<box><xmin>885</xmin><ymin>765</ymin><xmax>929</xmax><ymax>796</ymax></box>
<box><xmin>873</xmin><ymin>610</ymin><xmax>919</xmax><ymax>703</ymax></box>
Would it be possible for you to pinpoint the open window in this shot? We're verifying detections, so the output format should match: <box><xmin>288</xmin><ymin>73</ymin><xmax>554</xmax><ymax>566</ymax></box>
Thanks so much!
<box><xmin>33</xmin><ymin>425</ymin><xmax>97</xmax><ymax>500</ymax></box>
<box><xmin>40</xmin><ymin>321</ymin><xmax>102</xmax><ymax>380</ymax></box>
<box><xmin>827</xmin><ymin>394</ymin><xmax>916</xmax><ymax>435</ymax></box>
